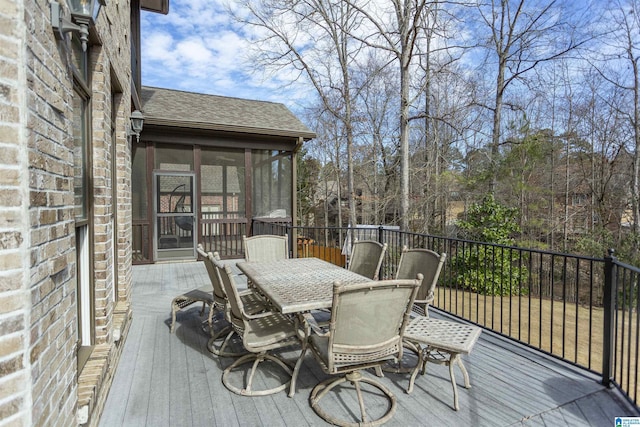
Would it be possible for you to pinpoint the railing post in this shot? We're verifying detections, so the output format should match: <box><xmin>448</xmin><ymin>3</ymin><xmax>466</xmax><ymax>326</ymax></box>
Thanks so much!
<box><xmin>287</xmin><ymin>223</ymin><xmax>295</xmax><ymax>258</ymax></box>
<box><xmin>377</xmin><ymin>225</ymin><xmax>388</xmax><ymax>278</ymax></box>
<box><xmin>603</xmin><ymin>248</ymin><xmax>617</xmax><ymax>388</ymax></box>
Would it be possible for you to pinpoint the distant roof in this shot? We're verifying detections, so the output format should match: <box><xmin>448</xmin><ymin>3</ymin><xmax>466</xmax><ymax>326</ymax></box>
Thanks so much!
<box><xmin>141</xmin><ymin>86</ymin><xmax>316</xmax><ymax>140</ymax></box>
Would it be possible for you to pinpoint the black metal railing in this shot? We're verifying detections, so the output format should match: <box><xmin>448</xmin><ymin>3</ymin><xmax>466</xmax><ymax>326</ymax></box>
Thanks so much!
<box><xmin>605</xmin><ymin>251</ymin><xmax>640</xmax><ymax>404</ymax></box>
<box><xmin>251</xmin><ymin>219</ymin><xmax>639</xmax><ymax>406</ymax></box>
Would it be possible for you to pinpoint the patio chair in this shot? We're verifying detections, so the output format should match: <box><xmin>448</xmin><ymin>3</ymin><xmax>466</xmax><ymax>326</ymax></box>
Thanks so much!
<box><xmin>196</xmin><ymin>245</ymin><xmax>267</xmax><ymax>357</ymax></box>
<box><xmin>382</xmin><ymin>246</ymin><xmax>446</xmax><ymax>374</ymax></box>
<box><xmin>347</xmin><ymin>240</ymin><xmax>387</xmax><ymax>280</ymax></box>
<box><xmin>219</xmin><ymin>263</ymin><xmax>301</xmax><ymax>396</ymax></box>
<box><xmin>242</xmin><ymin>234</ymin><xmax>289</xmax><ymax>261</ymax></box>
<box><xmin>395</xmin><ymin>246</ymin><xmax>447</xmax><ymax>317</ymax></box>
<box><xmin>306</xmin><ymin>276</ymin><xmax>421</xmax><ymax>426</ymax></box>
<box><xmin>169</xmin><ymin>249</ymin><xmax>215</xmax><ymax>333</ymax></box>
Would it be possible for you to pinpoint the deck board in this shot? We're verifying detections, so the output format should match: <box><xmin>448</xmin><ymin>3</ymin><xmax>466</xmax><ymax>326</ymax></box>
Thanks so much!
<box><xmin>99</xmin><ymin>260</ymin><xmax>638</xmax><ymax>426</ymax></box>
<box><xmin>146</xmin><ymin>316</ymin><xmax>171</xmax><ymax>427</ymax></box>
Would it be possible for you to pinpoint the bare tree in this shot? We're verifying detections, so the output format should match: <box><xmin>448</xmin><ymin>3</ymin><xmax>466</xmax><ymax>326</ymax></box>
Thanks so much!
<box><xmin>593</xmin><ymin>0</ymin><xmax>640</xmax><ymax>244</ymax></box>
<box><xmin>475</xmin><ymin>0</ymin><xmax>581</xmax><ymax>191</ymax></box>
<box><xmin>352</xmin><ymin>53</ymin><xmax>401</xmax><ymax>225</ymax></box>
<box><xmin>342</xmin><ymin>0</ymin><xmax>435</xmax><ymax>231</ymax></box>
<box><xmin>234</xmin><ymin>0</ymin><xmax>365</xmax><ymax>227</ymax></box>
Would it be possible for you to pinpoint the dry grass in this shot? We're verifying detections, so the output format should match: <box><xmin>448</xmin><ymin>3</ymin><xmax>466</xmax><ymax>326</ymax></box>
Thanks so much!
<box><xmin>435</xmin><ymin>287</ymin><xmax>640</xmax><ymax>401</ymax></box>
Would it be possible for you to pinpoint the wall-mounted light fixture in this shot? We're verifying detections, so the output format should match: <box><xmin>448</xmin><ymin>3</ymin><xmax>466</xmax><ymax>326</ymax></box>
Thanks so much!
<box><xmin>50</xmin><ymin>0</ymin><xmax>106</xmax><ymax>52</ymax></box>
<box><xmin>127</xmin><ymin>110</ymin><xmax>145</xmax><ymax>142</ymax></box>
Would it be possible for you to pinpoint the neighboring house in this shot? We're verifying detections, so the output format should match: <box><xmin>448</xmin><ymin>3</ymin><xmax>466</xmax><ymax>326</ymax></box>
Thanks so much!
<box><xmin>1</xmin><ymin>1</ymin><xmax>314</xmax><ymax>425</ymax></box>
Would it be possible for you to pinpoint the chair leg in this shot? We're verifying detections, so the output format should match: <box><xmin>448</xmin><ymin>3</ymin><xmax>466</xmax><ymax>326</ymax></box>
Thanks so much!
<box><xmin>421</xmin><ymin>345</ymin><xmax>432</xmax><ymax>375</ymax></box>
<box><xmin>449</xmin><ymin>355</ymin><xmax>459</xmax><ymax>410</ymax></box>
<box><xmin>374</xmin><ymin>366</ymin><xmax>384</xmax><ymax>377</ymax></box>
<box><xmin>310</xmin><ymin>371</ymin><xmax>397</xmax><ymax>427</ymax></box>
<box><xmin>383</xmin><ymin>340</ymin><xmax>421</xmax><ymax>374</ymax></box>
<box><xmin>457</xmin><ymin>355</ymin><xmax>471</xmax><ymax>388</ymax></box>
<box><xmin>170</xmin><ymin>305</ymin><xmax>177</xmax><ymax>333</ymax></box>
<box><xmin>353</xmin><ymin>378</ymin><xmax>368</xmax><ymax>423</ymax></box>
<box><xmin>208</xmin><ymin>327</ymin><xmax>247</xmax><ymax>358</ymax></box>
<box><xmin>207</xmin><ymin>305</ymin><xmax>214</xmax><ymax>335</ymax></box>
<box><xmin>409</xmin><ymin>345</ymin><xmax>468</xmax><ymax>411</ymax></box>
<box><xmin>207</xmin><ymin>325</ymin><xmax>231</xmax><ymax>354</ymax></box>
<box><xmin>245</xmin><ymin>355</ymin><xmax>263</xmax><ymax>393</ymax></box>
<box><xmin>289</xmin><ymin>346</ymin><xmax>307</xmax><ymax>397</ymax></box>
<box><xmin>222</xmin><ymin>352</ymin><xmax>293</xmax><ymax>396</ymax></box>
<box><xmin>407</xmin><ymin>346</ymin><xmax>424</xmax><ymax>394</ymax></box>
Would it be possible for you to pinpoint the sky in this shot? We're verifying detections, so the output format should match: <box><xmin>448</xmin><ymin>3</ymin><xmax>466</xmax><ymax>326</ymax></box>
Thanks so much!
<box><xmin>140</xmin><ymin>0</ymin><xmax>309</xmax><ymax>109</ymax></box>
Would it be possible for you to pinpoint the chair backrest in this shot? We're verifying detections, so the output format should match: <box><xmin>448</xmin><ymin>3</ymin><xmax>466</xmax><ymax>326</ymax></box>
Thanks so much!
<box><xmin>395</xmin><ymin>246</ymin><xmax>447</xmax><ymax>302</ymax></box>
<box><xmin>218</xmin><ymin>262</ymin><xmax>246</xmax><ymax>330</ymax></box>
<box><xmin>243</xmin><ymin>234</ymin><xmax>289</xmax><ymax>262</ymax></box>
<box><xmin>347</xmin><ymin>240</ymin><xmax>387</xmax><ymax>280</ymax></box>
<box><xmin>197</xmin><ymin>244</ymin><xmax>225</xmax><ymax>302</ymax></box>
<box><xmin>327</xmin><ymin>276</ymin><xmax>421</xmax><ymax>373</ymax></box>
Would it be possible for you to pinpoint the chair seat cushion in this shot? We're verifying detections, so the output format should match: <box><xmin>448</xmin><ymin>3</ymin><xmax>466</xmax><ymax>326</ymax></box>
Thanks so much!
<box><xmin>309</xmin><ymin>333</ymin><xmax>401</xmax><ymax>373</ymax></box>
<box><xmin>239</xmin><ymin>290</ymin><xmax>267</xmax><ymax>314</ymax></box>
<box><xmin>243</xmin><ymin>313</ymin><xmax>298</xmax><ymax>351</ymax></box>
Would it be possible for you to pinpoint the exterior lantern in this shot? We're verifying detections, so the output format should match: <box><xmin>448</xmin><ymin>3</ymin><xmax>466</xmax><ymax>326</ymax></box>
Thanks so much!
<box><xmin>128</xmin><ymin>110</ymin><xmax>145</xmax><ymax>142</ymax></box>
<box><xmin>50</xmin><ymin>0</ymin><xmax>106</xmax><ymax>51</ymax></box>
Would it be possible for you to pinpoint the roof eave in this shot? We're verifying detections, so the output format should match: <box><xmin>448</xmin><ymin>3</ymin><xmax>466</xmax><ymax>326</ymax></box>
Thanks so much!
<box><xmin>140</xmin><ymin>0</ymin><xmax>169</xmax><ymax>14</ymax></box>
<box><xmin>144</xmin><ymin>118</ymin><xmax>316</xmax><ymax>140</ymax></box>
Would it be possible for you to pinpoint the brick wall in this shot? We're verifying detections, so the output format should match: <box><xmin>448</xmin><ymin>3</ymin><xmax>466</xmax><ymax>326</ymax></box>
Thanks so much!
<box><xmin>0</xmin><ymin>0</ymin><xmax>135</xmax><ymax>426</ymax></box>
<box><xmin>25</xmin><ymin>0</ymin><xmax>83</xmax><ymax>425</ymax></box>
<box><xmin>0</xmin><ymin>0</ymin><xmax>31</xmax><ymax>424</ymax></box>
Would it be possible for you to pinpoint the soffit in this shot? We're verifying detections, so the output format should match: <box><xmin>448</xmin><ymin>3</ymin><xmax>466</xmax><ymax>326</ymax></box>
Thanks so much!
<box><xmin>140</xmin><ymin>0</ymin><xmax>169</xmax><ymax>14</ymax></box>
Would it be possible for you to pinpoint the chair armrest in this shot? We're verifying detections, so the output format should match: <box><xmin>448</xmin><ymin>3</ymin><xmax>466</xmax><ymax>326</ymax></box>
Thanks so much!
<box><xmin>302</xmin><ymin>312</ymin><xmax>329</xmax><ymax>337</ymax></box>
<box><xmin>414</xmin><ymin>295</ymin><xmax>434</xmax><ymax>306</ymax></box>
<box><xmin>243</xmin><ymin>310</ymin><xmax>279</xmax><ymax>320</ymax></box>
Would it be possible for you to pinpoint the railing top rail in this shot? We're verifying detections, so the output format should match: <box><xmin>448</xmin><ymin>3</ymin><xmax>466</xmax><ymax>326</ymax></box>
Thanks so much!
<box><xmin>259</xmin><ymin>220</ymin><xmax>607</xmax><ymax>263</ymax></box>
<box><xmin>611</xmin><ymin>257</ymin><xmax>640</xmax><ymax>273</ymax></box>
<box><xmin>201</xmin><ymin>218</ymin><xmax>248</xmax><ymax>223</ymax></box>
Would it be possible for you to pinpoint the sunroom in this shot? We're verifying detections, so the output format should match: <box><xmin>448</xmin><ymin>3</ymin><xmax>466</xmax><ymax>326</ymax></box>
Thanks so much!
<box><xmin>132</xmin><ymin>86</ymin><xmax>315</xmax><ymax>263</ymax></box>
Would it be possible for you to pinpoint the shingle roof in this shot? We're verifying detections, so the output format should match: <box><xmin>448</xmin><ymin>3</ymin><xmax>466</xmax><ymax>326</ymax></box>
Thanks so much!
<box><xmin>141</xmin><ymin>86</ymin><xmax>315</xmax><ymax>139</ymax></box>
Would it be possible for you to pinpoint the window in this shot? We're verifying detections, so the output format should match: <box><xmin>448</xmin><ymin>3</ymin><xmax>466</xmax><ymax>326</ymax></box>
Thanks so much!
<box><xmin>72</xmin><ymin>37</ymin><xmax>94</xmax><ymax>370</ymax></box>
<box><xmin>73</xmin><ymin>90</ymin><xmax>89</xmax><ymax>220</ymax></box>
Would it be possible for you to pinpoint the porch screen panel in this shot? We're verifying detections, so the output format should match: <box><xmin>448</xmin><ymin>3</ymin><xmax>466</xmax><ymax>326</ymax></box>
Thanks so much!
<box><xmin>200</xmin><ymin>148</ymin><xmax>246</xmax><ymax>256</ymax></box>
<box><xmin>131</xmin><ymin>142</ymin><xmax>147</xmax><ymax>220</ymax></box>
<box><xmin>131</xmin><ymin>142</ymin><xmax>150</xmax><ymax>262</ymax></box>
<box><xmin>155</xmin><ymin>144</ymin><xmax>194</xmax><ymax>171</ymax></box>
<box><xmin>200</xmin><ymin>148</ymin><xmax>245</xmax><ymax>219</ymax></box>
<box><xmin>252</xmin><ymin>150</ymin><xmax>292</xmax><ymax>218</ymax></box>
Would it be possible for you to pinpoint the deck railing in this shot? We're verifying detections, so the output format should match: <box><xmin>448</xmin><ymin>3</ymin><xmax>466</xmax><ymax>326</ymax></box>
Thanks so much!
<box><xmin>252</xmin><ymin>219</ymin><xmax>640</xmax><ymax>407</ymax></box>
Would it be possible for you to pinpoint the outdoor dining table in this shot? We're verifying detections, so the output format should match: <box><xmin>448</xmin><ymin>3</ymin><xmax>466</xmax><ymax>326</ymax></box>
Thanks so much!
<box><xmin>236</xmin><ymin>257</ymin><xmax>370</xmax><ymax>314</ymax></box>
<box><xmin>236</xmin><ymin>257</ymin><xmax>371</xmax><ymax>397</ymax></box>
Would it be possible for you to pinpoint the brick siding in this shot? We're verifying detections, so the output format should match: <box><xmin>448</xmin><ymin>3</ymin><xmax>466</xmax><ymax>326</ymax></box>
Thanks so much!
<box><xmin>0</xmin><ymin>0</ymin><xmax>135</xmax><ymax>426</ymax></box>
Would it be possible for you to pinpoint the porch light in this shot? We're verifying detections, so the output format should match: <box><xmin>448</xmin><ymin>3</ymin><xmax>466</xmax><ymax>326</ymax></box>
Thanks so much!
<box><xmin>50</xmin><ymin>0</ymin><xmax>106</xmax><ymax>52</ymax></box>
<box><xmin>127</xmin><ymin>110</ymin><xmax>145</xmax><ymax>142</ymax></box>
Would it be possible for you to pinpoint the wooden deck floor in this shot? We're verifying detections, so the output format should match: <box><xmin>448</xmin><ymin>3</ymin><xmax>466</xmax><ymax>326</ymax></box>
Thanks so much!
<box><xmin>99</xmin><ymin>261</ymin><xmax>638</xmax><ymax>426</ymax></box>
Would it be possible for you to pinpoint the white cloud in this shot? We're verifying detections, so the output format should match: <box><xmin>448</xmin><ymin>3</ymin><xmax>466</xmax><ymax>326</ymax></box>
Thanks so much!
<box><xmin>143</xmin><ymin>32</ymin><xmax>175</xmax><ymax>62</ymax></box>
<box><xmin>141</xmin><ymin>1</ymin><xmax>309</xmax><ymax>104</ymax></box>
